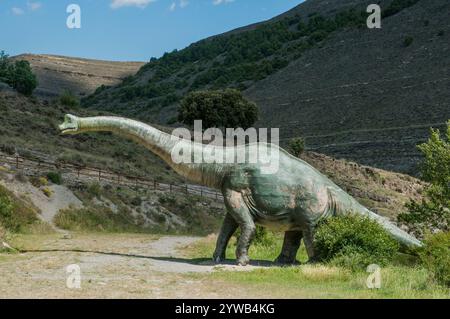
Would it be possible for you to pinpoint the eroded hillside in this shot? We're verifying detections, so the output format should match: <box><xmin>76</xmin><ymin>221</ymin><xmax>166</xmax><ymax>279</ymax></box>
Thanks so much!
<box><xmin>12</xmin><ymin>54</ymin><xmax>144</xmax><ymax>97</ymax></box>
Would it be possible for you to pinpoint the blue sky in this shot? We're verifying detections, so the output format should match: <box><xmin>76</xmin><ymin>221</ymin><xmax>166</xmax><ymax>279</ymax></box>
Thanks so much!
<box><xmin>0</xmin><ymin>0</ymin><xmax>304</xmax><ymax>62</ymax></box>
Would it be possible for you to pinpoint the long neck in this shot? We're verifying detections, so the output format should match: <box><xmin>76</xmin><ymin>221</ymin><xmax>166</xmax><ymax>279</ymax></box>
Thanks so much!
<box><xmin>77</xmin><ymin>116</ymin><xmax>226</xmax><ymax>188</ymax></box>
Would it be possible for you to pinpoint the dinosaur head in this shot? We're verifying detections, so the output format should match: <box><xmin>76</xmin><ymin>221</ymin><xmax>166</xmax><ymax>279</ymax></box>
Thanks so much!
<box><xmin>59</xmin><ymin>114</ymin><xmax>80</xmax><ymax>135</ymax></box>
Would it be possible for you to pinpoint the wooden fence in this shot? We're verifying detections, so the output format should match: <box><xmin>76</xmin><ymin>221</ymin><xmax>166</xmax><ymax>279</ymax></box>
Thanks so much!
<box><xmin>0</xmin><ymin>153</ymin><xmax>223</xmax><ymax>202</ymax></box>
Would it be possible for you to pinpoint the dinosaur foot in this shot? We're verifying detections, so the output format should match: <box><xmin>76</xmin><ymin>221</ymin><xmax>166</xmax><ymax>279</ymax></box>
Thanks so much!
<box><xmin>274</xmin><ymin>256</ymin><xmax>300</xmax><ymax>266</ymax></box>
<box><xmin>237</xmin><ymin>255</ymin><xmax>250</xmax><ymax>266</ymax></box>
<box><xmin>212</xmin><ymin>253</ymin><xmax>226</xmax><ymax>264</ymax></box>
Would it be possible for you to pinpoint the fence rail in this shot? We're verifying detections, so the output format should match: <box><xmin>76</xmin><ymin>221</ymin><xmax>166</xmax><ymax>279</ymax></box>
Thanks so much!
<box><xmin>0</xmin><ymin>153</ymin><xmax>224</xmax><ymax>202</ymax></box>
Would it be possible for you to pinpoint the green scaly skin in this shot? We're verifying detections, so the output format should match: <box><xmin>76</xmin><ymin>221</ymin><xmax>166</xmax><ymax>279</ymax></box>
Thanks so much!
<box><xmin>59</xmin><ymin>114</ymin><xmax>422</xmax><ymax>266</ymax></box>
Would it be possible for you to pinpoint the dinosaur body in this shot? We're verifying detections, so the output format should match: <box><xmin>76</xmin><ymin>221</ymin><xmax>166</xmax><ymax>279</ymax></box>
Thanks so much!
<box><xmin>59</xmin><ymin>115</ymin><xmax>422</xmax><ymax>265</ymax></box>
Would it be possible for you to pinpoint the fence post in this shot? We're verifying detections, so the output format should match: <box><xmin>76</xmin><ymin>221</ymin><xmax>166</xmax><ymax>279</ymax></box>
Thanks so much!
<box><xmin>98</xmin><ymin>169</ymin><xmax>101</xmax><ymax>181</ymax></box>
<box><xmin>185</xmin><ymin>185</ymin><xmax>188</xmax><ymax>194</ymax></box>
<box><xmin>154</xmin><ymin>180</ymin><xmax>157</xmax><ymax>190</ymax></box>
<box><xmin>200</xmin><ymin>188</ymin><xmax>203</xmax><ymax>198</ymax></box>
<box><xmin>170</xmin><ymin>183</ymin><xmax>173</xmax><ymax>193</ymax></box>
<box><xmin>16</xmin><ymin>156</ymin><xmax>19</xmax><ymax>169</ymax></box>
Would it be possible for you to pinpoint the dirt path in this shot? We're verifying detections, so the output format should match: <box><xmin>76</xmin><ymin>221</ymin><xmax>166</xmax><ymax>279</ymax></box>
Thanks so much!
<box><xmin>0</xmin><ymin>234</ymin><xmax>265</xmax><ymax>298</ymax></box>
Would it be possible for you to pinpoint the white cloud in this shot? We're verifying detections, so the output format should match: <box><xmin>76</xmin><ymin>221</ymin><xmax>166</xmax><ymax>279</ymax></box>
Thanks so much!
<box><xmin>11</xmin><ymin>7</ymin><xmax>25</xmax><ymax>15</ymax></box>
<box><xmin>27</xmin><ymin>1</ymin><xmax>42</xmax><ymax>11</ymax></box>
<box><xmin>179</xmin><ymin>0</ymin><xmax>189</xmax><ymax>8</ymax></box>
<box><xmin>169</xmin><ymin>0</ymin><xmax>189</xmax><ymax>11</ymax></box>
<box><xmin>110</xmin><ymin>0</ymin><xmax>156</xmax><ymax>9</ymax></box>
<box><xmin>213</xmin><ymin>0</ymin><xmax>234</xmax><ymax>5</ymax></box>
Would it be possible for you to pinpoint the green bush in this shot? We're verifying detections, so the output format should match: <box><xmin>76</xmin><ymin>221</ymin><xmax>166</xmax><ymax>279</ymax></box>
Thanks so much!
<box><xmin>403</xmin><ymin>36</ymin><xmax>414</xmax><ymax>47</ymax></box>
<box><xmin>0</xmin><ymin>52</ymin><xmax>37</xmax><ymax>96</ymax></box>
<box><xmin>59</xmin><ymin>90</ymin><xmax>80</xmax><ymax>108</ymax></box>
<box><xmin>87</xmin><ymin>182</ymin><xmax>102</xmax><ymax>198</ymax></box>
<box><xmin>178</xmin><ymin>89</ymin><xmax>259</xmax><ymax>129</ymax></box>
<box><xmin>398</xmin><ymin>121</ymin><xmax>450</xmax><ymax>238</ymax></box>
<box><xmin>8</xmin><ymin>60</ymin><xmax>38</xmax><ymax>96</ymax></box>
<box><xmin>46</xmin><ymin>171</ymin><xmax>62</xmax><ymax>185</ymax></box>
<box><xmin>315</xmin><ymin>214</ymin><xmax>399</xmax><ymax>271</ymax></box>
<box><xmin>419</xmin><ymin>232</ymin><xmax>450</xmax><ymax>287</ymax></box>
<box><xmin>288</xmin><ymin>137</ymin><xmax>306</xmax><ymax>157</ymax></box>
<box><xmin>0</xmin><ymin>185</ymin><xmax>38</xmax><ymax>232</ymax></box>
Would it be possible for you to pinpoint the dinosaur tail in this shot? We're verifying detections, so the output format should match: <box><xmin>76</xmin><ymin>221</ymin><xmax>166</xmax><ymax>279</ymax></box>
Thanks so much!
<box><xmin>357</xmin><ymin>208</ymin><xmax>423</xmax><ymax>249</ymax></box>
<box><xmin>329</xmin><ymin>188</ymin><xmax>423</xmax><ymax>249</ymax></box>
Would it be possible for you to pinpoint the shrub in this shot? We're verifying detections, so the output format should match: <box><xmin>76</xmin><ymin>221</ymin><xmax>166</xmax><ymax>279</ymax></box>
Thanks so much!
<box><xmin>8</xmin><ymin>60</ymin><xmax>38</xmax><ymax>96</ymax></box>
<box><xmin>30</xmin><ymin>176</ymin><xmax>48</xmax><ymax>188</ymax></box>
<box><xmin>46</xmin><ymin>171</ymin><xmax>62</xmax><ymax>185</ymax></box>
<box><xmin>59</xmin><ymin>90</ymin><xmax>80</xmax><ymax>108</ymax></box>
<box><xmin>42</xmin><ymin>187</ymin><xmax>53</xmax><ymax>198</ymax></box>
<box><xmin>288</xmin><ymin>137</ymin><xmax>306</xmax><ymax>157</ymax></box>
<box><xmin>0</xmin><ymin>144</ymin><xmax>16</xmax><ymax>155</ymax></box>
<box><xmin>0</xmin><ymin>185</ymin><xmax>38</xmax><ymax>232</ymax></box>
<box><xmin>315</xmin><ymin>214</ymin><xmax>399</xmax><ymax>271</ymax></box>
<box><xmin>419</xmin><ymin>232</ymin><xmax>450</xmax><ymax>287</ymax></box>
<box><xmin>87</xmin><ymin>182</ymin><xmax>102</xmax><ymax>198</ymax></box>
<box><xmin>178</xmin><ymin>89</ymin><xmax>259</xmax><ymax>129</ymax></box>
<box><xmin>403</xmin><ymin>36</ymin><xmax>414</xmax><ymax>47</ymax></box>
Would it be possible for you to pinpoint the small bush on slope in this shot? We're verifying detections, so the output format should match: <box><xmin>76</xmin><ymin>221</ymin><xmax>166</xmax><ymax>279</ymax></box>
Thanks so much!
<box><xmin>419</xmin><ymin>231</ymin><xmax>450</xmax><ymax>287</ymax></box>
<box><xmin>0</xmin><ymin>184</ymin><xmax>38</xmax><ymax>232</ymax></box>
<box><xmin>315</xmin><ymin>214</ymin><xmax>399</xmax><ymax>271</ymax></box>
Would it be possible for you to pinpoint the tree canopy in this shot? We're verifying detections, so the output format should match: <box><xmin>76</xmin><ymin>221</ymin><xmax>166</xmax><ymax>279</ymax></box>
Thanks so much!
<box><xmin>178</xmin><ymin>89</ymin><xmax>258</xmax><ymax>129</ymax></box>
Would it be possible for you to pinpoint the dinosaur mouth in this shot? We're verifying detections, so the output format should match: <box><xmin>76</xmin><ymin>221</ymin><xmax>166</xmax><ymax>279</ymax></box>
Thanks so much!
<box><xmin>60</xmin><ymin>127</ymin><xmax>77</xmax><ymax>134</ymax></box>
<box><xmin>59</xmin><ymin>114</ymin><xmax>79</xmax><ymax>134</ymax></box>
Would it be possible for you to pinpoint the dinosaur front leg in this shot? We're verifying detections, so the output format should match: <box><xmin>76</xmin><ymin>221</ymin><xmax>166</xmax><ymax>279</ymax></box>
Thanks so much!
<box><xmin>223</xmin><ymin>189</ymin><xmax>255</xmax><ymax>266</ymax></box>
<box><xmin>213</xmin><ymin>213</ymin><xmax>238</xmax><ymax>263</ymax></box>
<box><xmin>275</xmin><ymin>231</ymin><xmax>302</xmax><ymax>265</ymax></box>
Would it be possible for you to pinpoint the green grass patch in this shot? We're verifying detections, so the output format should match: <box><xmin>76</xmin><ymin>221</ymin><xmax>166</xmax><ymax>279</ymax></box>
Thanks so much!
<box><xmin>185</xmin><ymin>234</ymin><xmax>449</xmax><ymax>298</ymax></box>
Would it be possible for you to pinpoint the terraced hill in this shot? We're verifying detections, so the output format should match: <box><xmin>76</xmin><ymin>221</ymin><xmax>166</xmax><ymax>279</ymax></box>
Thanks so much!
<box><xmin>11</xmin><ymin>54</ymin><xmax>144</xmax><ymax>97</ymax></box>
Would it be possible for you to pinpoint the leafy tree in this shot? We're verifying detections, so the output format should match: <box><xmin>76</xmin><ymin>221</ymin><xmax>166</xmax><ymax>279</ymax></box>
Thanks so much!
<box><xmin>288</xmin><ymin>137</ymin><xmax>306</xmax><ymax>157</ymax></box>
<box><xmin>398</xmin><ymin>121</ymin><xmax>450</xmax><ymax>238</ymax></box>
<box><xmin>6</xmin><ymin>60</ymin><xmax>38</xmax><ymax>96</ymax></box>
<box><xmin>0</xmin><ymin>51</ymin><xmax>11</xmax><ymax>83</ymax></box>
<box><xmin>178</xmin><ymin>89</ymin><xmax>258</xmax><ymax>129</ymax></box>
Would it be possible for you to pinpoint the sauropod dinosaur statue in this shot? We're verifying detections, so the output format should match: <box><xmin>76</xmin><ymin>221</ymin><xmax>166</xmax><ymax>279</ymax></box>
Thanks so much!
<box><xmin>59</xmin><ymin>114</ymin><xmax>422</xmax><ymax>265</ymax></box>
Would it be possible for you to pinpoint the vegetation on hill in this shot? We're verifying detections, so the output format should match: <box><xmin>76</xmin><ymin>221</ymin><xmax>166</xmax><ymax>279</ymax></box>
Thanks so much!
<box><xmin>0</xmin><ymin>184</ymin><xmax>40</xmax><ymax>233</ymax></box>
<box><xmin>0</xmin><ymin>91</ymin><xmax>184</xmax><ymax>184</ymax></box>
<box><xmin>83</xmin><ymin>0</ymin><xmax>422</xmax><ymax>123</ymax></box>
<box><xmin>398</xmin><ymin>121</ymin><xmax>450</xmax><ymax>238</ymax></box>
<box><xmin>178</xmin><ymin>89</ymin><xmax>258</xmax><ymax>129</ymax></box>
<box><xmin>0</xmin><ymin>51</ymin><xmax>37</xmax><ymax>96</ymax></box>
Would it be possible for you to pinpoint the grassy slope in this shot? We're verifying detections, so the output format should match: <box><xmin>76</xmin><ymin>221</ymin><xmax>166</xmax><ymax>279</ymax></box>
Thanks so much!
<box><xmin>0</xmin><ymin>90</ymin><xmax>183</xmax><ymax>184</ymax></box>
<box><xmin>185</xmin><ymin>235</ymin><xmax>449</xmax><ymax>299</ymax></box>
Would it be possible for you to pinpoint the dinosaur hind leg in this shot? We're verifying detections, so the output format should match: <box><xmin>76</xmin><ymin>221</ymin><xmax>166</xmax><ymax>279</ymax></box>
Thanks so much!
<box><xmin>213</xmin><ymin>213</ymin><xmax>238</xmax><ymax>263</ymax></box>
<box><xmin>303</xmin><ymin>228</ymin><xmax>319</xmax><ymax>263</ymax></box>
<box><xmin>223</xmin><ymin>189</ymin><xmax>255</xmax><ymax>266</ymax></box>
<box><xmin>275</xmin><ymin>231</ymin><xmax>302</xmax><ymax>265</ymax></box>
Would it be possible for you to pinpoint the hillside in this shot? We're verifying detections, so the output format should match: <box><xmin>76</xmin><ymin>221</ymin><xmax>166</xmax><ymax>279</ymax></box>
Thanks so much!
<box><xmin>0</xmin><ymin>89</ymin><xmax>183</xmax><ymax>184</ymax></box>
<box><xmin>0</xmin><ymin>86</ymin><xmax>424</xmax><ymax>221</ymax></box>
<box><xmin>82</xmin><ymin>0</ymin><xmax>450</xmax><ymax>174</ymax></box>
<box><xmin>12</xmin><ymin>54</ymin><xmax>144</xmax><ymax>97</ymax></box>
